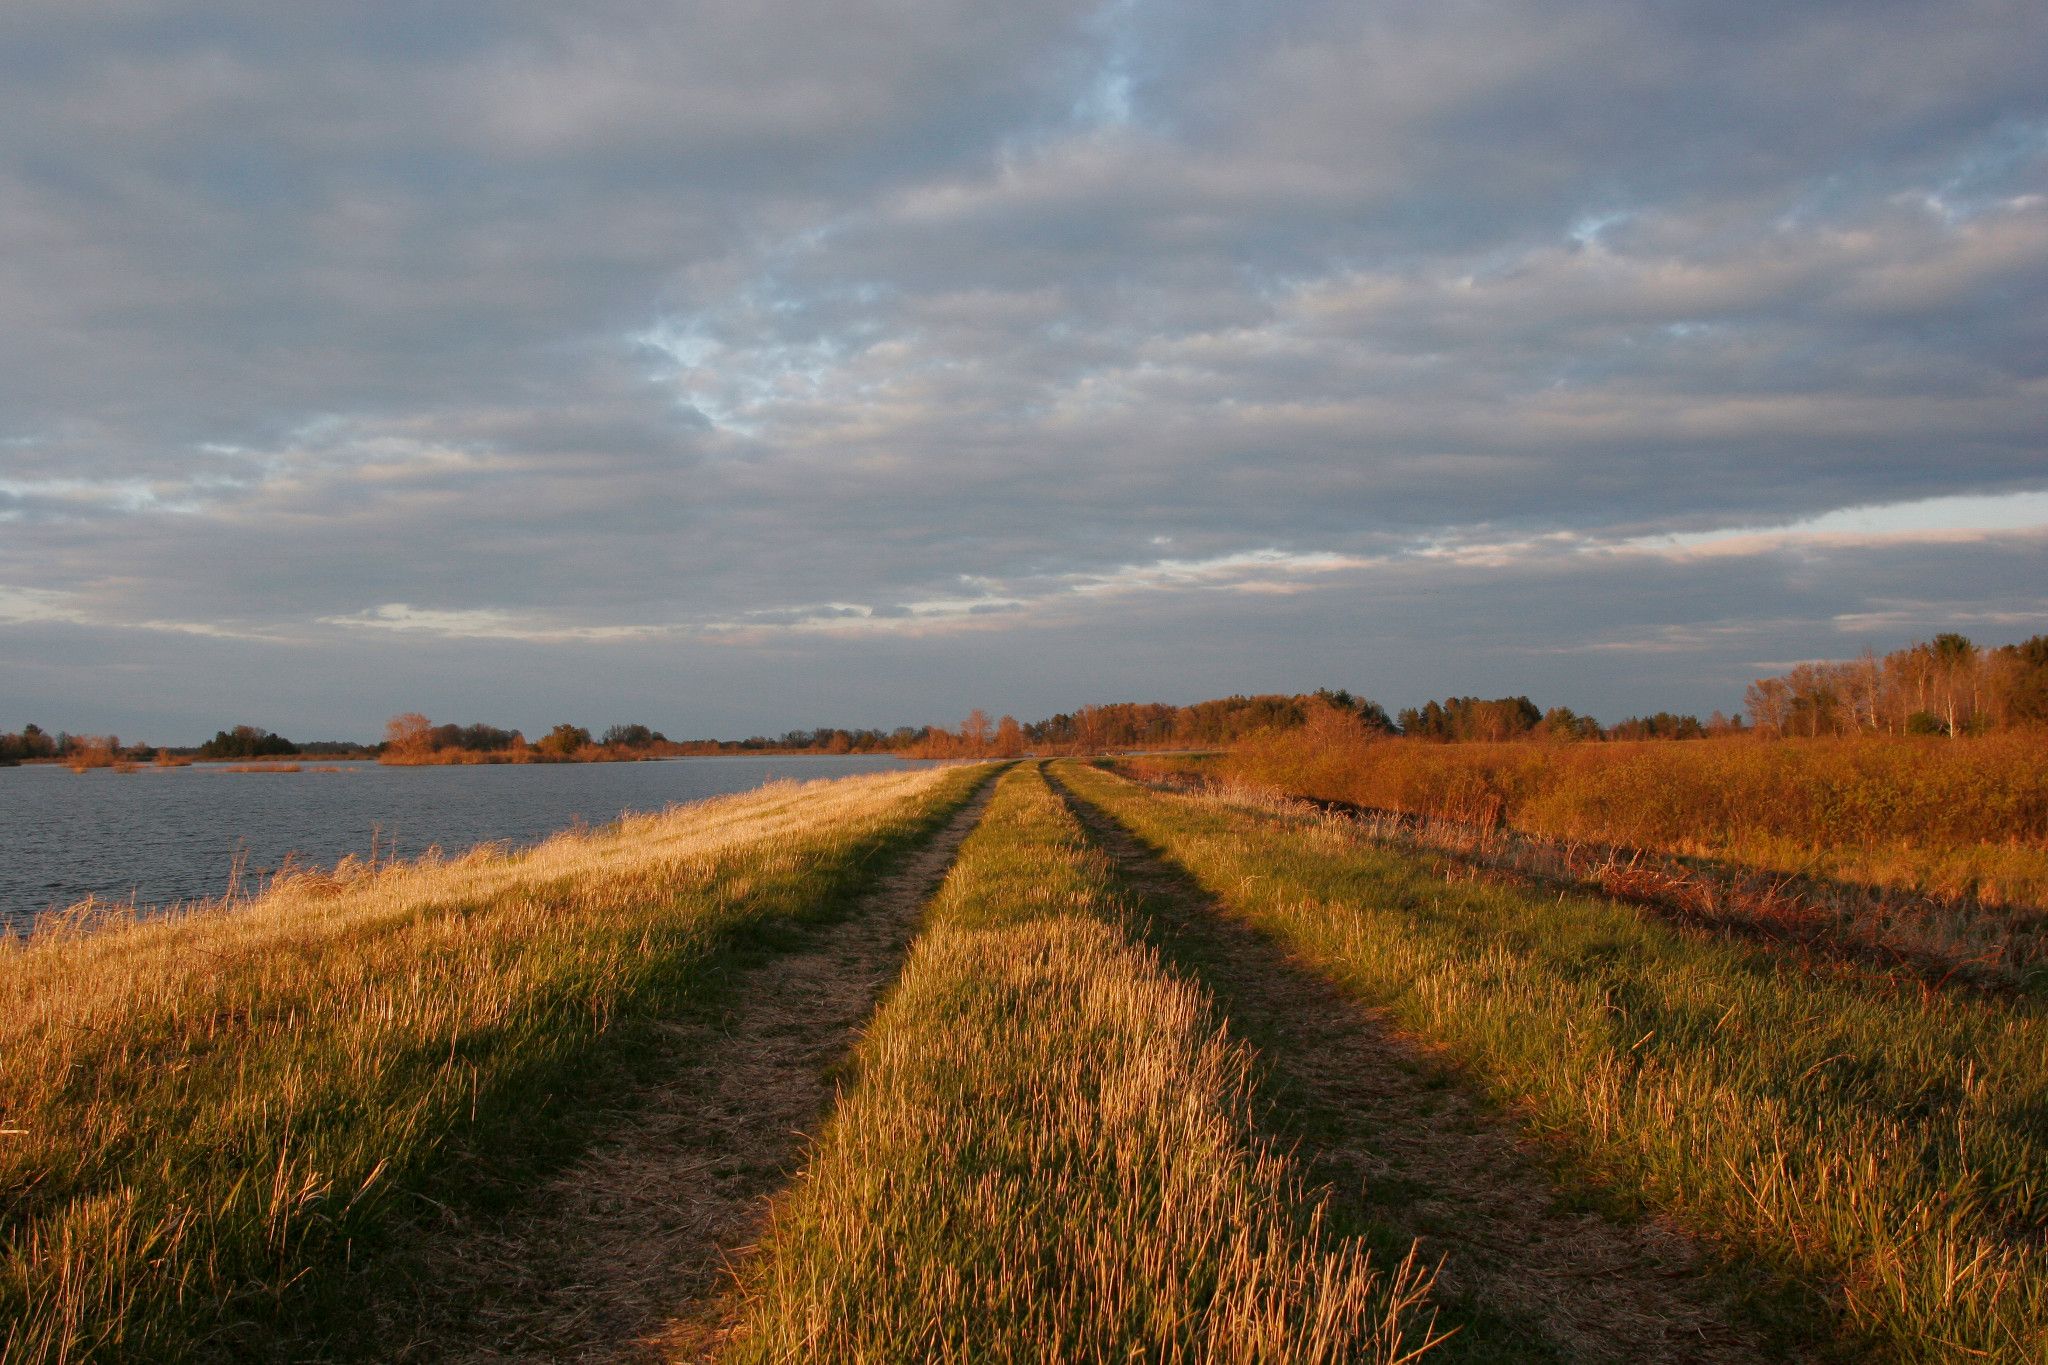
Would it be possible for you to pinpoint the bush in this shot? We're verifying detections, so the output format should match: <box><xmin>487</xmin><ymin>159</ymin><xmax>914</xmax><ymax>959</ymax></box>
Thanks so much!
<box><xmin>197</xmin><ymin>725</ymin><xmax>298</xmax><ymax>760</ymax></box>
<box><xmin>536</xmin><ymin>723</ymin><xmax>593</xmax><ymax>758</ymax></box>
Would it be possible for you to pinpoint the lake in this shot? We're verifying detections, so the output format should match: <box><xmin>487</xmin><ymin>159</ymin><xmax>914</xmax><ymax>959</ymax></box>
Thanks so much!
<box><xmin>0</xmin><ymin>755</ymin><xmax>940</xmax><ymax>930</ymax></box>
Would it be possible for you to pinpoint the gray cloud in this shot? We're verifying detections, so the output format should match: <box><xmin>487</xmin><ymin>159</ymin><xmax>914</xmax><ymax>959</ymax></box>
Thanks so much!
<box><xmin>2</xmin><ymin>0</ymin><xmax>2045</xmax><ymax>739</ymax></box>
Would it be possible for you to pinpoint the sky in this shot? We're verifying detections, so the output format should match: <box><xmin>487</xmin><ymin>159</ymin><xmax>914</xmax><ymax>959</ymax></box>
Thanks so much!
<box><xmin>2</xmin><ymin>0</ymin><xmax>2045</xmax><ymax>743</ymax></box>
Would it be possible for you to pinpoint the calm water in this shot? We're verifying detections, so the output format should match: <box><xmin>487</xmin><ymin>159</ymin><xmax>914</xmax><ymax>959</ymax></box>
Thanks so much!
<box><xmin>0</xmin><ymin>755</ymin><xmax>937</xmax><ymax>930</ymax></box>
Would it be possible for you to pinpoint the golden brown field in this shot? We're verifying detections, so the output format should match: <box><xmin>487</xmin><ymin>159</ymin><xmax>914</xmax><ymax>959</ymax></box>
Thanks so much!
<box><xmin>1165</xmin><ymin>728</ymin><xmax>2048</xmax><ymax>908</ymax></box>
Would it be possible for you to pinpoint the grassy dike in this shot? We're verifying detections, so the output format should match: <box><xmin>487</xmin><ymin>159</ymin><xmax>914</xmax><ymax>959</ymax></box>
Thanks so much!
<box><xmin>0</xmin><ymin>765</ymin><xmax>990</xmax><ymax>1362</ymax></box>
<box><xmin>1056</xmin><ymin>762</ymin><xmax>2048</xmax><ymax>1363</ymax></box>
<box><xmin>714</xmin><ymin>763</ymin><xmax>1442</xmax><ymax>1363</ymax></box>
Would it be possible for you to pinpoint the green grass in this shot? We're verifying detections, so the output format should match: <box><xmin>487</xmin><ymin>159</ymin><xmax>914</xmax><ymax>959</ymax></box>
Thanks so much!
<box><xmin>1058</xmin><ymin>761</ymin><xmax>2048</xmax><ymax>1363</ymax></box>
<box><xmin>0</xmin><ymin>765</ymin><xmax>991</xmax><ymax>1362</ymax></box>
<box><xmin>716</xmin><ymin>763</ymin><xmax>1442</xmax><ymax>1363</ymax></box>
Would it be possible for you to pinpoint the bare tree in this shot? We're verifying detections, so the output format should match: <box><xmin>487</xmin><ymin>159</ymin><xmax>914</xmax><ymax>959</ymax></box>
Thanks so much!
<box><xmin>1744</xmin><ymin>677</ymin><xmax>1791</xmax><ymax>737</ymax></box>
<box><xmin>384</xmin><ymin>712</ymin><xmax>434</xmax><ymax>757</ymax></box>
<box><xmin>1929</xmin><ymin>634</ymin><xmax>1978</xmax><ymax>738</ymax></box>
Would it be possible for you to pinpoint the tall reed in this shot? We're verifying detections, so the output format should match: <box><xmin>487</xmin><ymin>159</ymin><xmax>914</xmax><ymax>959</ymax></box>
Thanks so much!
<box><xmin>1197</xmin><ymin>732</ymin><xmax>2048</xmax><ymax>907</ymax></box>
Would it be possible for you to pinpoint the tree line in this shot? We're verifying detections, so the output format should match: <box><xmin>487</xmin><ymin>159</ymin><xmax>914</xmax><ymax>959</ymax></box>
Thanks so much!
<box><xmin>7</xmin><ymin>633</ymin><xmax>2044</xmax><ymax>768</ymax></box>
<box><xmin>0</xmin><ymin>725</ymin><xmax>143</xmax><ymax>768</ymax></box>
<box><xmin>1014</xmin><ymin>691</ymin><xmax>1393</xmax><ymax>753</ymax></box>
<box><xmin>372</xmin><ymin>713</ymin><xmax>969</xmax><ymax>763</ymax></box>
<box><xmin>1392</xmin><ymin>697</ymin><xmax>1733</xmax><ymax>743</ymax></box>
<box><xmin>365</xmin><ymin>696</ymin><xmax>1407</xmax><ymax>763</ymax></box>
<box><xmin>1744</xmin><ymin>633</ymin><xmax>2048</xmax><ymax>738</ymax></box>
<box><xmin>0</xmin><ymin>723</ymin><xmax>374</xmax><ymax>766</ymax></box>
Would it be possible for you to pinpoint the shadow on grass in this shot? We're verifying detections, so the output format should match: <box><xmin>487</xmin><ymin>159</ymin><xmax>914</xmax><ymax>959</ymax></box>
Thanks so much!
<box><xmin>1049</xmin><ymin>766</ymin><xmax>1825</xmax><ymax>1365</ymax></box>
<box><xmin>264</xmin><ymin>768</ymin><xmax>1005</xmax><ymax>1362</ymax></box>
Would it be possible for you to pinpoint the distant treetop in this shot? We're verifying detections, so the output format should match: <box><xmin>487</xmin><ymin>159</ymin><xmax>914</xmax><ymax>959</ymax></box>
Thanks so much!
<box><xmin>197</xmin><ymin>725</ymin><xmax>298</xmax><ymax>760</ymax></box>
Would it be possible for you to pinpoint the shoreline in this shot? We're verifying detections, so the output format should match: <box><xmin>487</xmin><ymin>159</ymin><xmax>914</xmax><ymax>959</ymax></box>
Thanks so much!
<box><xmin>0</xmin><ymin>753</ymin><xmax>955</xmax><ymax>930</ymax></box>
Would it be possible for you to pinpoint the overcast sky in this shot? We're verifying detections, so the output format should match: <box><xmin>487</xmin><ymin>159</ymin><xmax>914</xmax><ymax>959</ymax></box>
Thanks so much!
<box><xmin>2</xmin><ymin>0</ymin><xmax>2045</xmax><ymax>742</ymax></box>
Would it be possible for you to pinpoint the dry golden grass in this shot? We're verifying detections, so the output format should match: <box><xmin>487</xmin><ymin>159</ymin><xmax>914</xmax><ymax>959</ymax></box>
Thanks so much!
<box><xmin>1050</xmin><ymin>768</ymin><xmax>1766</xmax><ymax>1362</ymax></box>
<box><xmin>1063</xmin><ymin>761</ymin><xmax>2048</xmax><ymax>1362</ymax></box>
<box><xmin>0</xmin><ymin>765</ymin><xmax>986</xmax><ymax>1362</ymax></box>
<box><xmin>714</xmin><ymin>764</ymin><xmax>1441</xmax><ymax>1363</ymax></box>
<box><xmin>59</xmin><ymin>740</ymin><xmax>120</xmax><ymax>774</ymax></box>
<box><xmin>1136</xmin><ymin>775</ymin><xmax>2048</xmax><ymax>991</ymax></box>
<box><xmin>1182</xmin><ymin>731</ymin><xmax>2048</xmax><ymax>910</ymax></box>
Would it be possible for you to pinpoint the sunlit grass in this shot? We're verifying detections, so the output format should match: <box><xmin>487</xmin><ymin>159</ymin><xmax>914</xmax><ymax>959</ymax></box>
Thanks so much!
<box><xmin>1119</xmin><ymin>772</ymin><xmax>2048</xmax><ymax>991</ymax></box>
<box><xmin>1059</xmin><ymin>761</ymin><xmax>2048</xmax><ymax>1363</ymax></box>
<box><xmin>1186</xmin><ymin>732</ymin><xmax>2048</xmax><ymax>908</ymax></box>
<box><xmin>716</xmin><ymin>763</ymin><xmax>1442</xmax><ymax>1363</ymax></box>
<box><xmin>0</xmin><ymin>765</ymin><xmax>989</xmax><ymax>1362</ymax></box>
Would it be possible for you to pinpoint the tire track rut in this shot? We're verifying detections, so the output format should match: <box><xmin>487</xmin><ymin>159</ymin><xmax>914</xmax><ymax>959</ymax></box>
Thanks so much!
<box><xmin>1049</xmin><ymin>768</ymin><xmax>1773</xmax><ymax>1365</ymax></box>
<box><xmin>366</xmin><ymin>778</ymin><xmax>1000</xmax><ymax>1364</ymax></box>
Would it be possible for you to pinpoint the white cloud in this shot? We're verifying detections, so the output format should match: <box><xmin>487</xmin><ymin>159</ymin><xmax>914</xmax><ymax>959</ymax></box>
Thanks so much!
<box><xmin>1613</xmin><ymin>489</ymin><xmax>2048</xmax><ymax>561</ymax></box>
<box><xmin>317</xmin><ymin>603</ymin><xmax>668</xmax><ymax>643</ymax></box>
<box><xmin>0</xmin><ymin>586</ymin><xmax>78</xmax><ymax>625</ymax></box>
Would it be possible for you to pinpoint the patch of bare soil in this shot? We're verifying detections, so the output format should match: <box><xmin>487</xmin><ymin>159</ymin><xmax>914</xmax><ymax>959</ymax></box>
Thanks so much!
<box><xmin>367</xmin><ymin>783</ymin><xmax>997</xmax><ymax>1364</ymax></box>
<box><xmin>1050</xmin><ymin>771</ymin><xmax>1776</xmax><ymax>1365</ymax></box>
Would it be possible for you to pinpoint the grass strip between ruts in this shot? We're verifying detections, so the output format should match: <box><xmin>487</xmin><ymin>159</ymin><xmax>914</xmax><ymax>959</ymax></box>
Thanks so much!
<box><xmin>716</xmin><ymin>762</ymin><xmax>1442</xmax><ymax>1363</ymax></box>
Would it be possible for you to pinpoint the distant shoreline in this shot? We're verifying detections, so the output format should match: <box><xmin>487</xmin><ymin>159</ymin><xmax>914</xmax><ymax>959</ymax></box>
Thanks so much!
<box><xmin>1</xmin><ymin>748</ymin><xmax>960</xmax><ymax>771</ymax></box>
